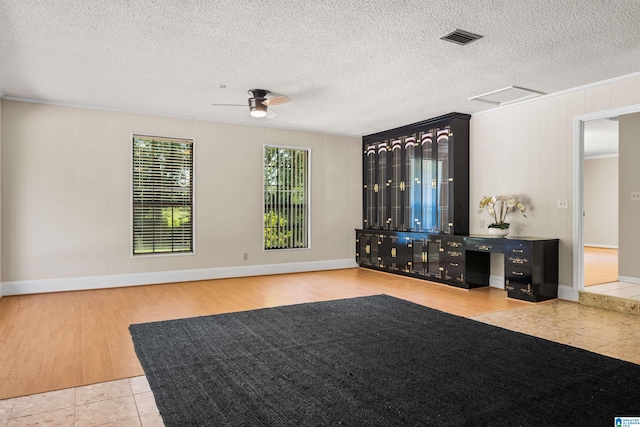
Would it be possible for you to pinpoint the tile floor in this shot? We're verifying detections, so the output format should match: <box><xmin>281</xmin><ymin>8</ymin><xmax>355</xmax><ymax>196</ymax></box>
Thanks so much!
<box><xmin>580</xmin><ymin>282</ymin><xmax>640</xmax><ymax>315</ymax></box>
<box><xmin>471</xmin><ymin>300</ymin><xmax>640</xmax><ymax>364</ymax></box>
<box><xmin>1</xmin><ymin>299</ymin><xmax>639</xmax><ymax>426</ymax></box>
<box><xmin>586</xmin><ymin>281</ymin><xmax>640</xmax><ymax>299</ymax></box>
<box><xmin>0</xmin><ymin>376</ymin><xmax>164</xmax><ymax>427</ymax></box>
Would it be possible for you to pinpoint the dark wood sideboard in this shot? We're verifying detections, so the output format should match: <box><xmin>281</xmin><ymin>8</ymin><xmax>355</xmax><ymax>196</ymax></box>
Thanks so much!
<box><xmin>356</xmin><ymin>230</ymin><xmax>559</xmax><ymax>302</ymax></box>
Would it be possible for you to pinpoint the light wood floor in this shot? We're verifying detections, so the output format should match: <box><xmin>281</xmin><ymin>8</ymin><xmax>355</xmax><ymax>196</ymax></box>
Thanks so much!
<box><xmin>584</xmin><ymin>246</ymin><xmax>618</xmax><ymax>286</ymax></box>
<box><xmin>0</xmin><ymin>268</ymin><xmax>530</xmax><ymax>400</ymax></box>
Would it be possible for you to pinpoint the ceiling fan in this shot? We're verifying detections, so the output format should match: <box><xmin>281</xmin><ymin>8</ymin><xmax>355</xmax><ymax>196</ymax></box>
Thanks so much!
<box><xmin>211</xmin><ymin>89</ymin><xmax>291</xmax><ymax>118</ymax></box>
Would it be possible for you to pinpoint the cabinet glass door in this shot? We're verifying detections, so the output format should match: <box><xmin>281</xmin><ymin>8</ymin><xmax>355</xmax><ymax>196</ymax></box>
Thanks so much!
<box><xmin>404</xmin><ymin>136</ymin><xmax>420</xmax><ymax>231</ymax></box>
<box><xmin>436</xmin><ymin>129</ymin><xmax>451</xmax><ymax>233</ymax></box>
<box><xmin>358</xmin><ymin>233</ymin><xmax>371</xmax><ymax>265</ymax></box>
<box><xmin>390</xmin><ymin>139</ymin><xmax>403</xmax><ymax>230</ymax></box>
<box><xmin>420</xmin><ymin>131</ymin><xmax>436</xmax><ymax>232</ymax></box>
<box><xmin>411</xmin><ymin>239</ymin><xmax>426</xmax><ymax>274</ymax></box>
<box><xmin>426</xmin><ymin>237</ymin><xmax>442</xmax><ymax>277</ymax></box>
<box><xmin>376</xmin><ymin>142</ymin><xmax>390</xmax><ymax>229</ymax></box>
<box><xmin>364</xmin><ymin>143</ymin><xmax>377</xmax><ymax>229</ymax></box>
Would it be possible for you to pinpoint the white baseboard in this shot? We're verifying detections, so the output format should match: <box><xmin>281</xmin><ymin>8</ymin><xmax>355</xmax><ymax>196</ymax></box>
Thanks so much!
<box><xmin>1</xmin><ymin>259</ymin><xmax>359</xmax><ymax>296</ymax></box>
<box><xmin>584</xmin><ymin>244</ymin><xmax>618</xmax><ymax>249</ymax></box>
<box><xmin>558</xmin><ymin>285</ymin><xmax>578</xmax><ymax>302</ymax></box>
<box><xmin>618</xmin><ymin>276</ymin><xmax>640</xmax><ymax>284</ymax></box>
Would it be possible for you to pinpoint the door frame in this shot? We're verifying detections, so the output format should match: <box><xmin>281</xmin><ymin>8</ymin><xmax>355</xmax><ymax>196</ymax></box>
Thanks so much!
<box><xmin>572</xmin><ymin>103</ymin><xmax>640</xmax><ymax>295</ymax></box>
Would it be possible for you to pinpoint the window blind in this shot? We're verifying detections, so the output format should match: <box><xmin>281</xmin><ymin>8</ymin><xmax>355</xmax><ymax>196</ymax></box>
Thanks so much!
<box><xmin>132</xmin><ymin>135</ymin><xmax>194</xmax><ymax>255</ymax></box>
<box><xmin>264</xmin><ymin>146</ymin><xmax>309</xmax><ymax>249</ymax></box>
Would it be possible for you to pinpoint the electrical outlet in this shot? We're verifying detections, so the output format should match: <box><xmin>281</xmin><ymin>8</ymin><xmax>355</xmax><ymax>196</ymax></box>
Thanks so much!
<box><xmin>243</xmin><ymin>252</ymin><xmax>248</xmax><ymax>260</ymax></box>
<box><xmin>480</xmin><ymin>219</ymin><xmax>485</xmax><ymax>228</ymax></box>
<box><xmin>631</xmin><ymin>191</ymin><xmax>640</xmax><ymax>202</ymax></box>
<box><xmin>557</xmin><ymin>199</ymin><xmax>568</xmax><ymax>209</ymax></box>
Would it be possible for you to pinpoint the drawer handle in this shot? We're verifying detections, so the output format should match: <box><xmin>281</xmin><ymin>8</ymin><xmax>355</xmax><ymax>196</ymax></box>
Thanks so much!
<box><xmin>513</xmin><ymin>249</ymin><xmax>524</xmax><ymax>253</ymax></box>
<box><xmin>450</xmin><ymin>263</ymin><xmax>459</xmax><ymax>267</ymax></box>
<box><xmin>448</xmin><ymin>251</ymin><xmax>463</xmax><ymax>257</ymax></box>
<box><xmin>391</xmin><ymin>248</ymin><xmax>397</xmax><ymax>258</ymax></box>
<box><xmin>521</xmin><ymin>284</ymin><xmax>533</xmax><ymax>295</ymax></box>
<box><xmin>448</xmin><ymin>241</ymin><xmax>462</xmax><ymax>248</ymax></box>
<box><xmin>512</xmin><ymin>271</ymin><xmax>524</xmax><ymax>276</ymax></box>
<box><xmin>508</xmin><ymin>257</ymin><xmax>527</xmax><ymax>264</ymax></box>
<box><xmin>365</xmin><ymin>245</ymin><xmax>370</xmax><ymax>254</ymax></box>
<box><xmin>478</xmin><ymin>245</ymin><xmax>492</xmax><ymax>251</ymax></box>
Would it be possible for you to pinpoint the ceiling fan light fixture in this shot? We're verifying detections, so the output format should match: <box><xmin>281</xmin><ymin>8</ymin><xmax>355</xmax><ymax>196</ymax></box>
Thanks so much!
<box><xmin>249</xmin><ymin>97</ymin><xmax>268</xmax><ymax>117</ymax></box>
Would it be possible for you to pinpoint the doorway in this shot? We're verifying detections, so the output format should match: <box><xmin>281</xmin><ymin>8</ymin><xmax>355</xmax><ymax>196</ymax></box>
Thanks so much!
<box><xmin>582</xmin><ymin>118</ymin><xmax>619</xmax><ymax>287</ymax></box>
<box><xmin>574</xmin><ymin>104</ymin><xmax>640</xmax><ymax>298</ymax></box>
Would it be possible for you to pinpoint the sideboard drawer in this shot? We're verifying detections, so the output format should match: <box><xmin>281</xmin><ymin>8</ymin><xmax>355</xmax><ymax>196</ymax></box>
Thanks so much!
<box><xmin>505</xmin><ymin>242</ymin><xmax>532</xmax><ymax>257</ymax></box>
<box><xmin>444</xmin><ymin>262</ymin><xmax>464</xmax><ymax>283</ymax></box>
<box><xmin>444</xmin><ymin>236</ymin><xmax>465</xmax><ymax>249</ymax></box>
<box><xmin>445</xmin><ymin>249</ymin><xmax>465</xmax><ymax>259</ymax></box>
<box><xmin>466</xmin><ymin>238</ymin><xmax>503</xmax><ymax>253</ymax></box>
<box><xmin>505</xmin><ymin>254</ymin><xmax>531</xmax><ymax>268</ymax></box>
<box><xmin>506</xmin><ymin>265</ymin><xmax>531</xmax><ymax>281</ymax></box>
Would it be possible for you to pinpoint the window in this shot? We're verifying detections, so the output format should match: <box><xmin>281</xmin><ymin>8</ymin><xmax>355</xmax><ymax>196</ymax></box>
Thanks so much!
<box><xmin>264</xmin><ymin>146</ymin><xmax>309</xmax><ymax>249</ymax></box>
<box><xmin>132</xmin><ymin>135</ymin><xmax>194</xmax><ymax>255</ymax></box>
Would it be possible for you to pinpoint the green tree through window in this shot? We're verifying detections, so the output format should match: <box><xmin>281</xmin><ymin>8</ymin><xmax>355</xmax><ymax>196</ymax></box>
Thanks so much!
<box><xmin>133</xmin><ymin>135</ymin><xmax>194</xmax><ymax>255</ymax></box>
<box><xmin>264</xmin><ymin>146</ymin><xmax>309</xmax><ymax>249</ymax></box>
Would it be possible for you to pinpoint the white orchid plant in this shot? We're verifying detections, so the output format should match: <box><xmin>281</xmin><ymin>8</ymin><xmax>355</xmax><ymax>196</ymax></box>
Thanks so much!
<box><xmin>478</xmin><ymin>195</ymin><xmax>527</xmax><ymax>229</ymax></box>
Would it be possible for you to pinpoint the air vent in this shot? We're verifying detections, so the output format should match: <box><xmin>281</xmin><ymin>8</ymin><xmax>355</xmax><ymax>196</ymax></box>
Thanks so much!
<box><xmin>468</xmin><ymin>86</ymin><xmax>545</xmax><ymax>105</ymax></box>
<box><xmin>440</xmin><ymin>29</ymin><xmax>483</xmax><ymax>46</ymax></box>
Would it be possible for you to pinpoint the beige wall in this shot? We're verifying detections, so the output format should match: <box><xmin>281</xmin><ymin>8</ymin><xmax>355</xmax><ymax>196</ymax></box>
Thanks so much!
<box><xmin>0</xmin><ymin>99</ymin><xmax>2</xmax><ymax>298</ymax></box>
<box><xmin>0</xmin><ymin>100</ymin><xmax>361</xmax><ymax>284</ymax></box>
<box><xmin>619</xmin><ymin>112</ymin><xmax>640</xmax><ymax>280</ymax></box>
<box><xmin>470</xmin><ymin>74</ymin><xmax>640</xmax><ymax>290</ymax></box>
<box><xmin>584</xmin><ymin>157</ymin><xmax>618</xmax><ymax>247</ymax></box>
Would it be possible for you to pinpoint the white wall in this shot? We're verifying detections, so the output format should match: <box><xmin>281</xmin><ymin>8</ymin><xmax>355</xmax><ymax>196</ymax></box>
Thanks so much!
<box><xmin>619</xmin><ymin>112</ymin><xmax>640</xmax><ymax>280</ymax></box>
<box><xmin>0</xmin><ymin>98</ymin><xmax>2</xmax><ymax>299</ymax></box>
<box><xmin>584</xmin><ymin>156</ymin><xmax>618</xmax><ymax>247</ymax></box>
<box><xmin>0</xmin><ymin>100</ymin><xmax>361</xmax><ymax>294</ymax></box>
<box><xmin>470</xmin><ymin>73</ymin><xmax>640</xmax><ymax>298</ymax></box>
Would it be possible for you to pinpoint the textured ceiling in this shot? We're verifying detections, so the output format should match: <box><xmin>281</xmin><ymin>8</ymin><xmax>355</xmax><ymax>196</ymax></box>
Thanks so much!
<box><xmin>1</xmin><ymin>1</ymin><xmax>639</xmax><ymax>137</ymax></box>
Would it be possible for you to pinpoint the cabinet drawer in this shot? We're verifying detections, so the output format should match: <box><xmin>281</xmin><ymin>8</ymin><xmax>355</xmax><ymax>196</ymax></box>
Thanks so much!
<box><xmin>505</xmin><ymin>254</ymin><xmax>531</xmax><ymax>268</ymax></box>
<box><xmin>506</xmin><ymin>265</ymin><xmax>531</xmax><ymax>281</ymax></box>
<box><xmin>445</xmin><ymin>249</ymin><xmax>465</xmax><ymax>259</ymax></box>
<box><xmin>444</xmin><ymin>236</ymin><xmax>465</xmax><ymax>250</ymax></box>
<box><xmin>466</xmin><ymin>238</ymin><xmax>503</xmax><ymax>253</ymax></box>
<box><xmin>505</xmin><ymin>242</ymin><xmax>532</xmax><ymax>257</ymax></box>
<box><xmin>444</xmin><ymin>262</ymin><xmax>464</xmax><ymax>283</ymax></box>
<box><xmin>506</xmin><ymin>285</ymin><xmax>538</xmax><ymax>302</ymax></box>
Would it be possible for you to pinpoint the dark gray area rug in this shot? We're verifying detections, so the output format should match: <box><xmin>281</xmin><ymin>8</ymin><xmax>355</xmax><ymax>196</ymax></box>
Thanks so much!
<box><xmin>129</xmin><ymin>294</ymin><xmax>640</xmax><ymax>426</ymax></box>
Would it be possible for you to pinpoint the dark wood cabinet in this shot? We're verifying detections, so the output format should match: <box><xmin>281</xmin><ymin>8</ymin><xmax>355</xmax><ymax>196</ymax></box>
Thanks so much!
<box><xmin>356</xmin><ymin>230</ymin><xmax>559</xmax><ymax>302</ymax></box>
<box><xmin>503</xmin><ymin>239</ymin><xmax>559</xmax><ymax>302</ymax></box>
<box><xmin>442</xmin><ymin>236</ymin><xmax>465</xmax><ymax>287</ymax></box>
<box><xmin>356</xmin><ymin>112</ymin><xmax>559</xmax><ymax>303</ymax></box>
<box><xmin>362</xmin><ymin>113</ymin><xmax>470</xmax><ymax>235</ymax></box>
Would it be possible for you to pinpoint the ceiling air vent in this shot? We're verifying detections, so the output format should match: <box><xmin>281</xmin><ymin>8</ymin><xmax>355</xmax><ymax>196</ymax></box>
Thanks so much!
<box><xmin>468</xmin><ymin>86</ymin><xmax>545</xmax><ymax>105</ymax></box>
<box><xmin>440</xmin><ymin>29</ymin><xmax>483</xmax><ymax>46</ymax></box>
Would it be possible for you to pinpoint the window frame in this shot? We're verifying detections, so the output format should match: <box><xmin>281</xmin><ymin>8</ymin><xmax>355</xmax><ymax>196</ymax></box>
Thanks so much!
<box><xmin>130</xmin><ymin>133</ymin><xmax>196</xmax><ymax>258</ymax></box>
<box><xmin>263</xmin><ymin>144</ymin><xmax>311</xmax><ymax>251</ymax></box>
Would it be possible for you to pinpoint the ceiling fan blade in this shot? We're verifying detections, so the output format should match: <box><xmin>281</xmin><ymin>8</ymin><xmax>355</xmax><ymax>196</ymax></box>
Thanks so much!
<box><xmin>262</xmin><ymin>95</ymin><xmax>291</xmax><ymax>107</ymax></box>
<box><xmin>211</xmin><ymin>103</ymin><xmax>246</xmax><ymax>107</ymax></box>
<box><xmin>266</xmin><ymin>108</ymin><xmax>278</xmax><ymax>119</ymax></box>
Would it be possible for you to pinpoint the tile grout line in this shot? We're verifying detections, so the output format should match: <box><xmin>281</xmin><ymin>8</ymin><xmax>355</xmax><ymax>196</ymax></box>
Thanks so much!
<box><xmin>129</xmin><ymin>377</ymin><xmax>144</xmax><ymax>425</ymax></box>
